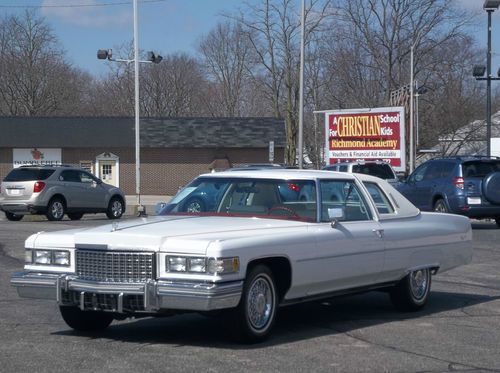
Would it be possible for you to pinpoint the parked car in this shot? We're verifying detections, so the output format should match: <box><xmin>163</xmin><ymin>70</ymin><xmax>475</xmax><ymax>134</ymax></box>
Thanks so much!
<box><xmin>0</xmin><ymin>165</ymin><xmax>126</xmax><ymax>221</ymax></box>
<box><xmin>324</xmin><ymin>160</ymin><xmax>400</xmax><ymax>186</ymax></box>
<box><xmin>11</xmin><ymin>169</ymin><xmax>472</xmax><ymax>342</ymax></box>
<box><xmin>397</xmin><ymin>156</ymin><xmax>500</xmax><ymax>226</ymax></box>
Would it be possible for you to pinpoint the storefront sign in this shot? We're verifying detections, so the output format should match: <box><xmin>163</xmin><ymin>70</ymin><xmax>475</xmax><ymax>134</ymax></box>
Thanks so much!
<box><xmin>13</xmin><ymin>148</ymin><xmax>62</xmax><ymax>168</ymax></box>
<box><xmin>324</xmin><ymin>107</ymin><xmax>406</xmax><ymax>171</ymax></box>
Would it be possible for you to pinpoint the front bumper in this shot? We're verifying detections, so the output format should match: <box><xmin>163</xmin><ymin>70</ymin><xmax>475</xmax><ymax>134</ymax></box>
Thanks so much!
<box><xmin>11</xmin><ymin>272</ymin><xmax>243</xmax><ymax>313</ymax></box>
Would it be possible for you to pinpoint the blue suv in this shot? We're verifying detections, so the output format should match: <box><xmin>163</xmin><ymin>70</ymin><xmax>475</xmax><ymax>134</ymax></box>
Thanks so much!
<box><xmin>397</xmin><ymin>156</ymin><xmax>500</xmax><ymax>226</ymax></box>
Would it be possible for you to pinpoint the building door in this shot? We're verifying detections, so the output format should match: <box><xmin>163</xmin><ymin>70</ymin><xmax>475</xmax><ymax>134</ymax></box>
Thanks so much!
<box><xmin>100</xmin><ymin>160</ymin><xmax>117</xmax><ymax>186</ymax></box>
<box><xmin>95</xmin><ymin>152</ymin><xmax>120</xmax><ymax>187</ymax></box>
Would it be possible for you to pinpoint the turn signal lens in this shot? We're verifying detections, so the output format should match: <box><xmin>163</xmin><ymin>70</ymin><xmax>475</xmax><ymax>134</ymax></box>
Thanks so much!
<box><xmin>208</xmin><ymin>257</ymin><xmax>240</xmax><ymax>275</ymax></box>
<box><xmin>25</xmin><ymin>249</ymin><xmax>33</xmax><ymax>264</ymax></box>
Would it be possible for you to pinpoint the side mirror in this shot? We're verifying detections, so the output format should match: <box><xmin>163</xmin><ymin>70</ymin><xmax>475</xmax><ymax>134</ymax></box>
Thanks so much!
<box><xmin>328</xmin><ymin>207</ymin><xmax>344</xmax><ymax>228</ymax></box>
<box><xmin>155</xmin><ymin>202</ymin><xmax>167</xmax><ymax>215</ymax></box>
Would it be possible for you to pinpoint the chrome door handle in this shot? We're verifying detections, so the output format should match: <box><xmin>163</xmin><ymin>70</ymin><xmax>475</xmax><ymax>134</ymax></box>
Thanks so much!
<box><xmin>372</xmin><ymin>229</ymin><xmax>384</xmax><ymax>238</ymax></box>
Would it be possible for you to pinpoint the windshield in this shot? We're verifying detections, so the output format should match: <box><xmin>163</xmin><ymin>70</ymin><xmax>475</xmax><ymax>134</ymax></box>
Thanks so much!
<box><xmin>160</xmin><ymin>177</ymin><xmax>317</xmax><ymax>222</ymax></box>
<box><xmin>352</xmin><ymin>164</ymin><xmax>395</xmax><ymax>179</ymax></box>
<box><xmin>462</xmin><ymin>161</ymin><xmax>500</xmax><ymax>177</ymax></box>
<box><xmin>4</xmin><ymin>168</ymin><xmax>54</xmax><ymax>181</ymax></box>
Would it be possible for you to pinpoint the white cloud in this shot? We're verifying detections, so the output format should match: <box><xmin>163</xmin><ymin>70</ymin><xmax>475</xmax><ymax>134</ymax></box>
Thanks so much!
<box><xmin>41</xmin><ymin>0</ymin><xmax>132</xmax><ymax>28</ymax></box>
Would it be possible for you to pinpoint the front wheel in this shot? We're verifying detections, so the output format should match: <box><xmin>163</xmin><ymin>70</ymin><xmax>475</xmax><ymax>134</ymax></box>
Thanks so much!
<box><xmin>433</xmin><ymin>199</ymin><xmax>448</xmax><ymax>213</ymax></box>
<box><xmin>106</xmin><ymin>197</ymin><xmax>124</xmax><ymax>219</ymax></box>
<box><xmin>46</xmin><ymin>198</ymin><xmax>65</xmax><ymax>221</ymax></box>
<box><xmin>67</xmin><ymin>213</ymin><xmax>83</xmax><ymax>221</ymax></box>
<box><xmin>59</xmin><ymin>306</ymin><xmax>113</xmax><ymax>331</ymax></box>
<box><xmin>390</xmin><ymin>268</ymin><xmax>432</xmax><ymax>311</ymax></box>
<box><xmin>5</xmin><ymin>212</ymin><xmax>23</xmax><ymax>221</ymax></box>
<box><xmin>234</xmin><ymin>265</ymin><xmax>278</xmax><ymax>343</ymax></box>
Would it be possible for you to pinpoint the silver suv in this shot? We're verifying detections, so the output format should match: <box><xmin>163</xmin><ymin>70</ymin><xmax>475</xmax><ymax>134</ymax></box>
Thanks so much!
<box><xmin>324</xmin><ymin>160</ymin><xmax>400</xmax><ymax>186</ymax></box>
<box><xmin>0</xmin><ymin>165</ymin><xmax>126</xmax><ymax>221</ymax></box>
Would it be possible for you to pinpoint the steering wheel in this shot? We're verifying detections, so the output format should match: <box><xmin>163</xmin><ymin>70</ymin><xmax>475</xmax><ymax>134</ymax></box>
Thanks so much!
<box><xmin>268</xmin><ymin>205</ymin><xmax>300</xmax><ymax>218</ymax></box>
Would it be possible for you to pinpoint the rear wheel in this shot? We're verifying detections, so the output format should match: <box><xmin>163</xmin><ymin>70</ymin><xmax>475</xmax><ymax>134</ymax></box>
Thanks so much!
<box><xmin>433</xmin><ymin>199</ymin><xmax>448</xmax><ymax>213</ymax></box>
<box><xmin>5</xmin><ymin>212</ymin><xmax>23</xmax><ymax>221</ymax></box>
<box><xmin>106</xmin><ymin>197</ymin><xmax>124</xmax><ymax>219</ymax></box>
<box><xmin>234</xmin><ymin>265</ymin><xmax>277</xmax><ymax>343</ymax></box>
<box><xmin>59</xmin><ymin>306</ymin><xmax>113</xmax><ymax>331</ymax></box>
<box><xmin>390</xmin><ymin>268</ymin><xmax>431</xmax><ymax>311</ymax></box>
<box><xmin>46</xmin><ymin>198</ymin><xmax>65</xmax><ymax>221</ymax></box>
<box><xmin>67</xmin><ymin>213</ymin><xmax>83</xmax><ymax>221</ymax></box>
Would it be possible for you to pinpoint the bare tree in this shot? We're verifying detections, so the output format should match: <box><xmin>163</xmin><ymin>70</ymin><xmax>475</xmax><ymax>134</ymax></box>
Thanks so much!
<box><xmin>0</xmin><ymin>10</ymin><xmax>88</xmax><ymax>116</ymax></box>
<box><xmin>141</xmin><ymin>53</ymin><xmax>207</xmax><ymax>117</ymax></box>
<box><xmin>230</xmin><ymin>0</ymin><xmax>333</xmax><ymax>165</ymax></box>
<box><xmin>198</xmin><ymin>20</ymin><xmax>255</xmax><ymax>116</ymax></box>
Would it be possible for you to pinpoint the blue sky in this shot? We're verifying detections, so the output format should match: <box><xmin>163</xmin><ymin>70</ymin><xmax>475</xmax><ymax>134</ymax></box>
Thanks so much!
<box><xmin>2</xmin><ymin>0</ymin><xmax>500</xmax><ymax>78</ymax></box>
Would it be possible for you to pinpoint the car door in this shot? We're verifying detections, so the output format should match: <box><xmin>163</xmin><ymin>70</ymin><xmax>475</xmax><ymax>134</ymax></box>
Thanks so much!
<box><xmin>59</xmin><ymin>170</ymin><xmax>83</xmax><ymax>209</ymax></box>
<box><xmin>301</xmin><ymin>179</ymin><xmax>385</xmax><ymax>296</ymax></box>
<box><xmin>399</xmin><ymin>163</ymin><xmax>433</xmax><ymax>209</ymax></box>
<box><xmin>78</xmin><ymin>171</ymin><xmax>106</xmax><ymax>208</ymax></box>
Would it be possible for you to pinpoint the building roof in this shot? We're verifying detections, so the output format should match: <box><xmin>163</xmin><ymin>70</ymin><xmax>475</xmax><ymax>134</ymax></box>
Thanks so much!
<box><xmin>0</xmin><ymin>117</ymin><xmax>286</xmax><ymax>148</ymax></box>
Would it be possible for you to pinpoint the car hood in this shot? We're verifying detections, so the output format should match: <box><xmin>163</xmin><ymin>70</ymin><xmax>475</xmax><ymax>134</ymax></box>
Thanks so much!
<box><xmin>30</xmin><ymin>215</ymin><xmax>310</xmax><ymax>255</ymax></box>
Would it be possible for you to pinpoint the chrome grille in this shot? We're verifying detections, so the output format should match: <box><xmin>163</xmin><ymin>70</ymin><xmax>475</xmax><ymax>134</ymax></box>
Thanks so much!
<box><xmin>76</xmin><ymin>250</ymin><xmax>154</xmax><ymax>283</ymax></box>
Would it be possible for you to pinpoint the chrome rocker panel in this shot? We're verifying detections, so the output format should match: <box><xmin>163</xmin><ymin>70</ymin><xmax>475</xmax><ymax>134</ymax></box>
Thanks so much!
<box><xmin>11</xmin><ymin>272</ymin><xmax>243</xmax><ymax>313</ymax></box>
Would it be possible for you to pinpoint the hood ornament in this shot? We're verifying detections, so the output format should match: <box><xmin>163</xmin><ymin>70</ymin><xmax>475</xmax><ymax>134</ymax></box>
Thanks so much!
<box><xmin>111</xmin><ymin>222</ymin><xmax>119</xmax><ymax>232</ymax></box>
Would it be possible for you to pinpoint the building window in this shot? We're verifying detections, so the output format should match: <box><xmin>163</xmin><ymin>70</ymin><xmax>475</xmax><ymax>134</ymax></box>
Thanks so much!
<box><xmin>80</xmin><ymin>161</ymin><xmax>93</xmax><ymax>174</ymax></box>
<box><xmin>102</xmin><ymin>164</ymin><xmax>112</xmax><ymax>179</ymax></box>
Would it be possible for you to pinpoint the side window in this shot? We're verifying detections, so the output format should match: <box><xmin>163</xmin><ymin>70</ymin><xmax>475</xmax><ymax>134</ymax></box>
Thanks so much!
<box><xmin>410</xmin><ymin>163</ymin><xmax>428</xmax><ymax>182</ymax></box>
<box><xmin>423</xmin><ymin>163</ymin><xmax>440</xmax><ymax>180</ymax></box>
<box><xmin>60</xmin><ymin>170</ymin><xmax>80</xmax><ymax>182</ymax></box>
<box><xmin>320</xmin><ymin>180</ymin><xmax>371</xmax><ymax>222</ymax></box>
<box><xmin>339</xmin><ymin>165</ymin><xmax>348</xmax><ymax>172</ymax></box>
<box><xmin>439</xmin><ymin>162</ymin><xmax>455</xmax><ymax>178</ymax></box>
<box><xmin>80</xmin><ymin>172</ymin><xmax>95</xmax><ymax>184</ymax></box>
<box><xmin>363</xmin><ymin>182</ymin><xmax>395</xmax><ymax>214</ymax></box>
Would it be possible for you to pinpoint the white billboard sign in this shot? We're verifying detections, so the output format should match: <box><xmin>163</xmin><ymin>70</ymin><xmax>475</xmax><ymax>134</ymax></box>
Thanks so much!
<box><xmin>13</xmin><ymin>148</ymin><xmax>62</xmax><ymax>168</ymax></box>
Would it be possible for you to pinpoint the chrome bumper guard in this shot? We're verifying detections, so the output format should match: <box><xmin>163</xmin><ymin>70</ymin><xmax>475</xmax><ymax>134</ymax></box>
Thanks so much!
<box><xmin>11</xmin><ymin>272</ymin><xmax>243</xmax><ymax>313</ymax></box>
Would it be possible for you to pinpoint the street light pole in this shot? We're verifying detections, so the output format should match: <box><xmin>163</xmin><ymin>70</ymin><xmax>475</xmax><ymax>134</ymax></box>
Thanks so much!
<box><xmin>409</xmin><ymin>45</ymin><xmax>415</xmax><ymax>173</ymax></box>
<box><xmin>133</xmin><ymin>0</ymin><xmax>144</xmax><ymax>214</ymax></box>
<box><xmin>98</xmin><ymin>2</ymin><xmax>162</xmax><ymax>216</ymax></box>
<box><xmin>486</xmin><ymin>8</ymin><xmax>493</xmax><ymax>157</ymax></box>
<box><xmin>298</xmin><ymin>0</ymin><xmax>305</xmax><ymax>169</ymax></box>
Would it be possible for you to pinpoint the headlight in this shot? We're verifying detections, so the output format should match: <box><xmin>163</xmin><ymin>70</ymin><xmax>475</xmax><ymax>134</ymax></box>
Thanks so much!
<box><xmin>53</xmin><ymin>251</ymin><xmax>70</xmax><ymax>266</ymax></box>
<box><xmin>167</xmin><ymin>257</ymin><xmax>187</xmax><ymax>272</ymax></box>
<box><xmin>33</xmin><ymin>250</ymin><xmax>51</xmax><ymax>265</ymax></box>
<box><xmin>27</xmin><ymin>249</ymin><xmax>71</xmax><ymax>266</ymax></box>
<box><xmin>166</xmin><ymin>256</ymin><xmax>239</xmax><ymax>274</ymax></box>
<box><xmin>188</xmin><ymin>258</ymin><xmax>206</xmax><ymax>272</ymax></box>
<box><xmin>167</xmin><ymin>256</ymin><xmax>207</xmax><ymax>273</ymax></box>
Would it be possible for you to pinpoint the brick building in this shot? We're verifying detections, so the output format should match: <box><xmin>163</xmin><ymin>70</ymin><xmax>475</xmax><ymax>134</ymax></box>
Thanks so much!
<box><xmin>0</xmin><ymin>117</ymin><xmax>286</xmax><ymax>195</ymax></box>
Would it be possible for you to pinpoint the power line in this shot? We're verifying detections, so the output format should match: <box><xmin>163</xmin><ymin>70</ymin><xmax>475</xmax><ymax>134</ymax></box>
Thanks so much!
<box><xmin>0</xmin><ymin>0</ymin><xmax>166</xmax><ymax>9</ymax></box>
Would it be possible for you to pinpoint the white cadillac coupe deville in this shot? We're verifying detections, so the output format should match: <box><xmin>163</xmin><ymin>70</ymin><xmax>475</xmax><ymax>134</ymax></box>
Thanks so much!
<box><xmin>11</xmin><ymin>169</ymin><xmax>472</xmax><ymax>342</ymax></box>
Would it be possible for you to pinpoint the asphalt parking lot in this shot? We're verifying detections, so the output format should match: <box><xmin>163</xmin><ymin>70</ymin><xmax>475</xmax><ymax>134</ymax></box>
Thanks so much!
<box><xmin>1</xmin><ymin>216</ymin><xmax>499</xmax><ymax>373</ymax></box>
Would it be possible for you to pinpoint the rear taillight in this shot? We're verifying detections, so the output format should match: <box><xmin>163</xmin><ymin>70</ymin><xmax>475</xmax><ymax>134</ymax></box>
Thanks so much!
<box><xmin>33</xmin><ymin>181</ymin><xmax>45</xmax><ymax>193</ymax></box>
<box><xmin>288</xmin><ymin>183</ymin><xmax>301</xmax><ymax>192</ymax></box>
<box><xmin>453</xmin><ymin>177</ymin><xmax>464</xmax><ymax>190</ymax></box>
